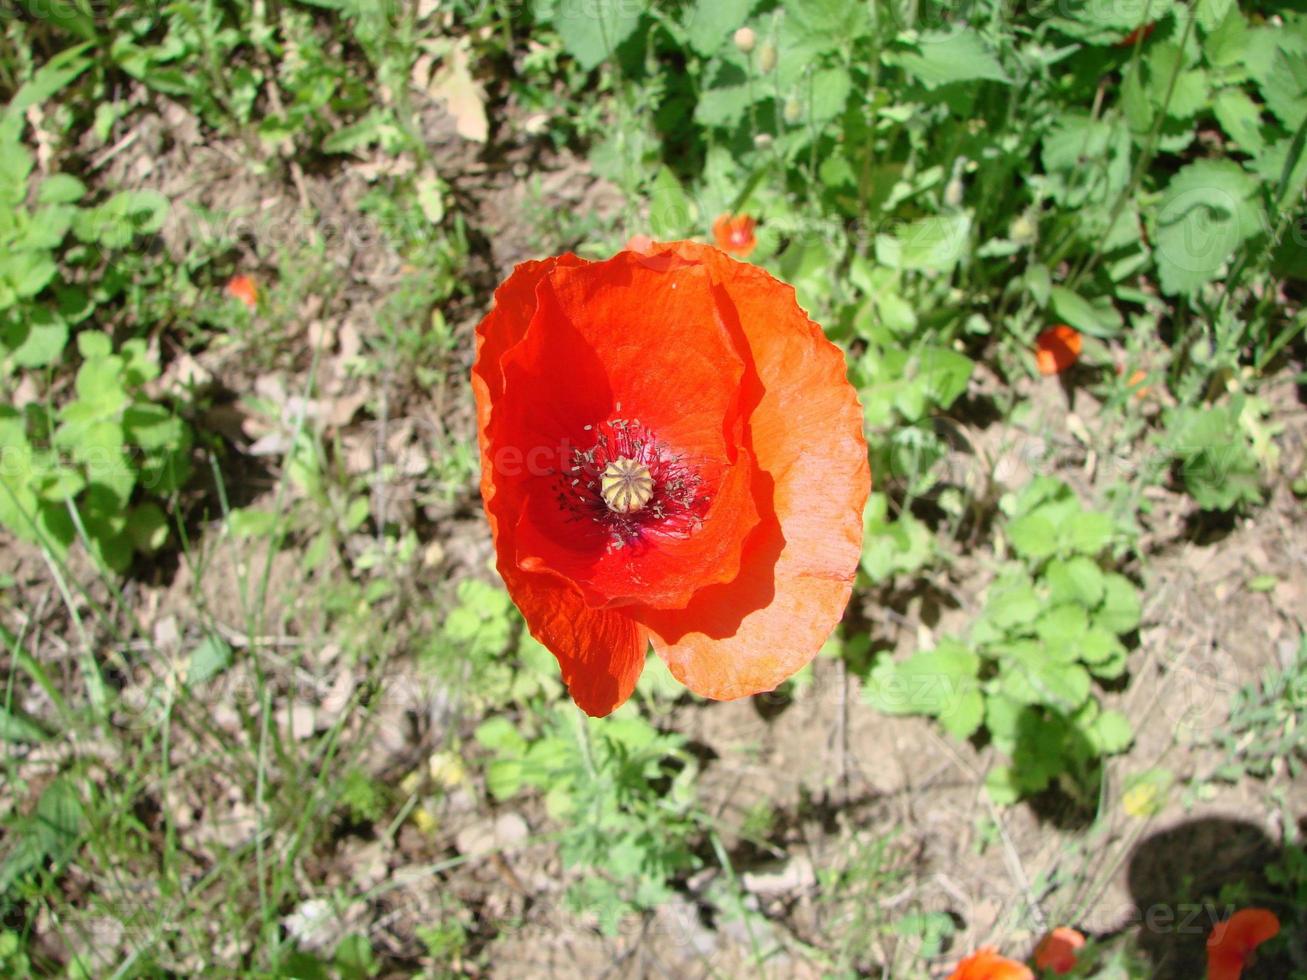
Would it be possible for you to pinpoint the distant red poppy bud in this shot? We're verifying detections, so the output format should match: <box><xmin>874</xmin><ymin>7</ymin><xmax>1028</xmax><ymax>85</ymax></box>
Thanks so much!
<box><xmin>1034</xmin><ymin>928</ymin><xmax>1085</xmax><ymax>975</ymax></box>
<box><xmin>945</xmin><ymin>947</ymin><xmax>1034</xmax><ymax>980</ymax></box>
<box><xmin>1115</xmin><ymin>21</ymin><xmax>1156</xmax><ymax>47</ymax></box>
<box><xmin>225</xmin><ymin>274</ymin><xmax>258</xmax><ymax>310</ymax></box>
<box><xmin>712</xmin><ymin>214</ymin><xmax>757</xmax><ymax>257</ymax></box>
<box><xmin>472</xmin><ymin>243</ymin><xmax>869</xmax><ymax>716</ymax></box>
<box><xmin>625</xmin><ymin>233</ymin><xmax>655</xmax><ymax>254</ymax></box>
<box><xmin>1035</xmin><ymin>325</ymin><xmax>1082</xmax><ymax>375</ymax></box>
<box><xmin>1207</xmin><ymin>908</ymin><xmax>1280</xmax><ymax>980</ymax></box>
<box><xmin>733</xmin><ymin>26</ymin><xmax>756</xmax><ymax>54</ymax></box>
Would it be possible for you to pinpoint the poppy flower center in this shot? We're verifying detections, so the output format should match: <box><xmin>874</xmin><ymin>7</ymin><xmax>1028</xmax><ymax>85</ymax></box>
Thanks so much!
<box><xmin>555</xmin><ymin>416</ymin><xmax>709</xmax><ymax>550</ymax></box>
<box><xmin>600</xmin><ymin>457</ymin><xmax>654</xmax><ymax>513</ymax></box>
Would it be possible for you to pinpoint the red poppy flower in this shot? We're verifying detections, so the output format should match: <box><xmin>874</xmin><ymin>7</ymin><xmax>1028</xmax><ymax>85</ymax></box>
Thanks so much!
<box><xmin>225</xmin><ymin>274</ymin><xmax>258</xmax><ymax>310</ymax></box>
<box><xmin>712</xmin><ymin>213</ymin><xmax>757</xmax><ymax>257</ymax></box>
<box><xmin>1207</xmin><ymin>908</ymin><xmax>1280</xmax><ymax>980</ymax></box>
<box><xmin>1035</xmin><ymin>324</ymin><xmax>1082</xmax><ymax>375</ymax></box>
<box><xmin>1034</xmin><ymin>927</ymin><xmax>1085</xmax><ymax>975</ymax></box>
<box><xmin>472</xmin><ymin>242</ymin><xmax>869</xmax><ymax>716</ymax></box>
<box><xmin>946</xmin><ymin>947</ymin><xmax>1034</xmax><ymax>980</ymax></box>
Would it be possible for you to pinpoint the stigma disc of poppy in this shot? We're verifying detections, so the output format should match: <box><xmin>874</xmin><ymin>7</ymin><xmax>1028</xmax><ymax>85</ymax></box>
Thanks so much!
<box><xmin>472</xmin><ymin>242</ymin><xmax>869</xmax><ymax>716</ymax></box>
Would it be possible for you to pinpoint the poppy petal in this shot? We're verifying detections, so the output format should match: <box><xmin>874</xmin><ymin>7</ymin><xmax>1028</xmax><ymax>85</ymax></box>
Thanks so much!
<box><xmin>491</xmin><ymin>254</ymin><xmax>762</xmax><ymax>609</ymax></box>
<box><xmin>507</xmin><ymin>570</ymin><xmax>649</xmax><ymax>716</ymax></box>
<box><xmin>946</xmin><ymin>946</ymin><xmax>1035</xmax><ymax>980</ymax></box>
<box><xmin>1207</xmin><ymin>907</ymin><xmax>1280</xmax><ymax>980</ymax></box>
<box><xmin>638</xmin><ymin>243</ymin><xmax>869</xmax><ymax>699</ymax></box>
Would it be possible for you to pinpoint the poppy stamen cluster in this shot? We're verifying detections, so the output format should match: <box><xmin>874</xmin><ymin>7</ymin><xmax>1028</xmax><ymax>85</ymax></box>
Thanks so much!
<box><xmin>555</xmin><ymin>417</ymin><xmax>708</xmax><ymax>550</ymax></box>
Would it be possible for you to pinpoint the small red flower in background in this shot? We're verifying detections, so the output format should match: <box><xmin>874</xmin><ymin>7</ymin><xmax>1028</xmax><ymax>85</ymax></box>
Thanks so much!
<box><xmin>225</xmin><ymin>274</ymin><xmax>258</xmax><ymax>310</ymax></box>
<box><xmin>946</xmin><ymin>946</ymin><xmax>1034</xmax><ymax>980</ymax></box>
<box><xmin>1207</xmin><ymin>908</ymin><xmax>1280</xmax><ymax>980</ymax></box>
<box><xmin>1035</xmin><ymin>324</ymin><xmax>1082</xmax><ymax>375</ymax></box>
<box><xmin>1034</xmin><ymin>927</ymin><xmax>1086</xmax><ymax>975</ymax></box>
<box><xmin>712</xmin><ymin>213</ymin><xmax>757</xmax><ymax>257</ymax></box>
<box><xmin>625</xmin><ymin>233</ymin><xmax>655</xmax><ymax>254</ymax></box>
<box><xmin>472</xmin><ymin>241</ymin><xmax>869</xmax><ymax>716</ymax></box>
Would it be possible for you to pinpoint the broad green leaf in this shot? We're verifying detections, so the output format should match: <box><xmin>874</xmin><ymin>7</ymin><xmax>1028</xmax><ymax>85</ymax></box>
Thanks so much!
<box><xmin>126</xmin><ymin>502</ymin><xmax>168</xmax><ymax>552</ymax></box>
<box><xmin>875</xmin><ymin>213</ymin><xmax>971</xmax><ymax>271</ymax></box>
<box><xmin>1035</xmin><ymin>604</ymin><xmax>1089</xmax><ymax>651</ymax></box>
<box><xmin>3</xmin><ymin>307</ymin><xmax>67</xmax><ymax>368</ymax></box>
<box><xmin>1046</xmin><ymin>556</ymin><xmax>1105</xmax><ymax>608</ymax></box>
<box><xmin>998</xmin><ymin>640</ymin><xmax>1091</xmax><ymax>710</ymax></box>
<box><xmin>552</xmin><ymin>0</ymin><xmax>643</xmax><ymax>71</ymax></box>
<box><xmin>808</xmin><ymin>67</ymin><xmax>851</xmax><ymax>124</ymax></box>
<box><xmin>36</xmin><ymin>174</ymin><xmax>86</xmax><ymax>205</ymax></box>
<box><xmin>1006</xmin><ymin>512</ymin><xmax>1057</xmax><ymax>560</ymax></box>
<box><xmin>693</xmin><ymin>83</ymin><xmax>752</xmax><ymax>128</ymax></box>
<box><xmin>1065</xmin><ymin>511</ymin><xmax>1113</xmax><ymax>554</ymax></box>
<box><xmin>889</xmin><ymin>29</ymin><xmax>1009</xmax><ymax>89</ymax></box>
<box><xmin>1211</xmin><ymin>88</ymin><xmax>1264</xmax><ymax>155</ymax></box>
<box><xmin>986</xmin><ymin>579</ymin><xmax>1041</xmax><ymax>629</ymax></box>
<box><xmin>864</xmin><ymin>640</ymin><xmax>984</xmax><ymax>739</ymax></box>
<box><xmin>1098</xmin><ymin>573</ymin><xmax>1142</xmax><ymax>634</ymax></box>
<box><xmin>683</xmin><ymin>0</ymin><xmax>752</xmax><ymax>56</ymax></box>
<box><xmin>1153</xmin><ymin>159</ymin><xmax>1263</xmax><ymax>296</ymax></box>
<box><xmin>1049</xmin><ymin>286</ymin><xmax>1123</xmax><ymax>338</ymax></box>
<box><xmin>1088</xmin><ymin>710</ymin><xmax>1133</xmax><ymax>754</ymax></box>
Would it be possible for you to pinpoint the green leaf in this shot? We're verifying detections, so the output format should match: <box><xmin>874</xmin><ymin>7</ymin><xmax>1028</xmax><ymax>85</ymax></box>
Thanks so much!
<box><xmin>126</xmin><ymin>502</ymin><xmax>168</xmax><ymax>552</ymax></box>
<box><xmin>916</xmin><ymin>347</ymin><xmax>973</xmax><ymax>409</ymax></box>
<box><xmin>552</xmin><ymin>0</ymin><xmax>643</xmax><ymax>71</ymax></box>
<box><xmin>649</xmin><ymin>166</ymin><xmax>695</xmax><ymax>238</ymax></box>
<box><xmin>1049</xmin><ymin>286</ymin><xmax>1123</xmax><ymax>338</ymax></box>
<box><xmin>997</xmin><ymin>641</ymin><xmax>1092</xmax><ymax>710</ymax></box>
<box><xmin>36</xmin><ymin>174</ymin><xmax>86</xmax><ymax>205</ymax></box>
<box><xmin>808</xmin><ymin>66</ymin><xmax>851</xmax><ymax>124</ymax></box>
<box><xmin>1210</xmin><ymin>92</ymin><xmax>1259</xmax><ymax>156</ymax></box>
<box><xmin>985</xmin><ymin>578</ymin><xmax>1041</xmax><ymax>629</ymax></box>
<box><xmin>875</xmin><ymin>213</ymin><xmax>971</xmax><ymax>271</ymax></box>
<box><xmin>1098</xmin><ymin>573</ymin><xmax>1142</xmax><ymax>634</ymax></box>
<box><xmin>889</xmin><ymin>29</ymin><xmax>1009</xmax><ymax>89</ymax></box>
<box><xmin>693</xmin><ymin>83</ymin><xmax>753</xmax><ymax>128</ymax></box>
<box><xmin>1065</xmin><ymin>511</ymin><xmax>1113</xmax><ymax>554</ymax></box>
<box><xmin>683</xmin><ymin>0</ymin><xmax>752</xmax><ymax>56</ymax></box>
<box><xmin>3</xmin><ymin>307</ymin><xmax>67</xmax><ymax>368</ymax></box>
<box><xmin>1088</xmin><ymin>710</ymin><xmax>1133</xmax><ymax>754</ymax></box>
<box><xmin>1046</xmin><ymin>556</ymin><xmax>1105</xmax><ymax>608</ymax></box>
<box><xmin>3</xmin><ymin>43</ymin><xmax>93</xmax><ymax>125</ymax></box>
<box><xmin>1153</xmin><ymin>159</ymin><xmax>1263</xmax><ymax>296</ymax></box>
<box><xmin>1035</xmin><ymin>604</ymin><xmax>1090</xmax><ymax>650</ymax></box>
<box><xmin>187</xmin><ymin>634</ymin><xmax>232</xmax><ymax>686</ymax></box>
<box><xmin>1006</xmin><ymin>512</ymin><xmax>1058</xmax><ymax>561</ymax></box>
<box><xmin>864</xmin><ymin>640</ymin><xmax>983</xmax><ymax>739</ymax></box>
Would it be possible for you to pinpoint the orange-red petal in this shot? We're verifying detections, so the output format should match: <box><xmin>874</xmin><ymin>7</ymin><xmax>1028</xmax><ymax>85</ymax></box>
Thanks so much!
<box><xmin>1035</xmin><ymin>324</ymin><xmax>1082</xmax><ymax>375</ymax></box>
<box><xmin>1034</xmin><ymin>927</ymin><xmax>1085</xmax><ymax>974</ymax></box>
<box><xmin>635</xmin><ymin>242</ymin><xmax>869</xmax><ymax>700</ymax></box>
<box><xmin>489</xmin><ymin>253</ymin><xmax>760</xmax><ymax>609</ymax></box>
<box><xmin>1207</xmin><ymin>908</ymin><xmax>1280</xmax><ymax>980</ymax></box>
<box><xmin>946</xmin><ymin>946</ymin><xmax>1035</xmax><ymax>980</ymax></box>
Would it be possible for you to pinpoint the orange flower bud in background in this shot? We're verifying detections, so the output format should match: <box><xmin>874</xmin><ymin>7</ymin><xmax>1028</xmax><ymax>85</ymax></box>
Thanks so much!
<box><xmin>225</xmin><ymin>274</ymin><xmax>258</xmax><ymax>310</ymax></box>
<box><xmin>712</xmin><ymin>213</ymin><xmax>757</xmax><ymax>257</ymax></box>
<box><xmin>1034</xmin><ymin>324</ymin><xmax>1082</xmax><ymax>375</ymax></box>
<box><xmin>1034</xmin><ymin>927</ymin><xmax>1086</xmax><ymax>975</ymax></box>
